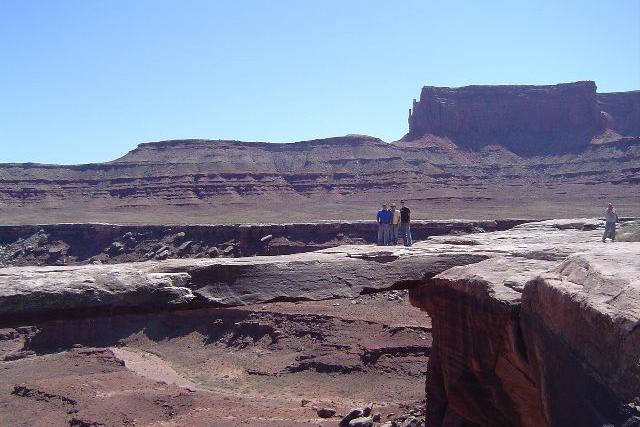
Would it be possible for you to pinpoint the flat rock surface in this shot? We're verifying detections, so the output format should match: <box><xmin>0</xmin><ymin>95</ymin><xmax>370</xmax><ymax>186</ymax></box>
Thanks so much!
<box><xmin>1</xmin><ymin>218</ymin><xmax>635</xmax><ymax>321</ymax></box>
<box><xmin>426</xmin><ymin>256</ymin><xmax>558</xmax><ymax>304</ymax></box>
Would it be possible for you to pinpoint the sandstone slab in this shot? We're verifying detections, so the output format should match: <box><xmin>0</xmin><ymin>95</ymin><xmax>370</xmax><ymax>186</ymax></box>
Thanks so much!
<box><xmin>0</xmin><ymin>243</ymin><xmax>489</xmax><ymax>323</ymax></box>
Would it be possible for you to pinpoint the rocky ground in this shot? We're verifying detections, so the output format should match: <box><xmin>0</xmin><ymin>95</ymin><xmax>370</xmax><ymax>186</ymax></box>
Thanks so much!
<box><xmin>0</xmin><ymin>218</ymin><xmax>638</xmax><ymax>426</ymax></box>
<box><xmin>0</xmin><ymin>220</ymin><xmax>525</xmax><ymax>267</ymax></box>
<box><xmin>0</xmin><ymin>290</ymin><xmax>430</xmax><ymax>427</ymax></box>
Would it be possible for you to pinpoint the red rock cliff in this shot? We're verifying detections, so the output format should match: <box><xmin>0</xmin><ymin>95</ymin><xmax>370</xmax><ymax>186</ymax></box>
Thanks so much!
<box><xmin>409</xmin><ymin>221</ymin><xmax>640</xmax><ymax>427</ymax></box>
<box><xmin>406</xmin><ymin>81</ymin><xmax>607</xmax><ymax>154</ymax></box>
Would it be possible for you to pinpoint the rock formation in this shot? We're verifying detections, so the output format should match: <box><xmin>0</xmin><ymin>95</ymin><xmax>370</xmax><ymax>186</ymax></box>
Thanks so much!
<box><xmin>598</xmin><ymin>91</ymin><xmax>640</xmax><ymax>137</ymax></box>
<box><xmin>406</xmin><ymin>81</ymin><xmax>640</xmax><ymax>155</ymax></box>
<box><xmin>0</xmin><ymin>237</ymin><xmax>491</xmax><ymax>322</ymax></box>
<box><xmin>407</xmin><ymin>81</ymin><xmax>604</xmax><ymax>154</ymax></box>
<box><xmin>0</xmin><ymin>82</ymin><xmax>638</xmax><ymax>224</ymax></box>
<box><xmin>0</xmin><ymin>219</ymin><xmax>527</xmax><ymax>266</ymax></box>
<box><xmin>410</xmin><ymin>220</ymin><xmax>640</xmax><ymax>426</ymax></box>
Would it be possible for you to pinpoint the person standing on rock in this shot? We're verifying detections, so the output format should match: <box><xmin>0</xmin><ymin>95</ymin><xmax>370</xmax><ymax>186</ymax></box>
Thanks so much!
<box><xmin>400</xmin><ymin>200</ymin><xmax>412</xmax><ymax>246</ymax></box>
<box><xmin>602</xmin><ymin>203</ymin><xmax>619</xmax><ymax>242</ymax></box>
<box><xmin>390</xmin><ymin>203</ymin><xmax>401</xmax><ymax>245</ymax></box>
<box><xmin>376</xmin><ymin>204</ymin><xmax>392</xmax><ymax>245</ymax></box>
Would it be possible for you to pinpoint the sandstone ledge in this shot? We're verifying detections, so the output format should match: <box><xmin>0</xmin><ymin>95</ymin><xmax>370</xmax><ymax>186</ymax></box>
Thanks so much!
<box><xmin>0</xmin><ymin>219</ymin><xmax>530</xmax><ymax>266</ymax></box>
<box><xmin>0</xmin><ymin>218</ymin><xmax>631</xmax><ymax>321</ymax></box>
<box><xmin>0</xmin><ymin>244</ymin><xmax>489</xmax><ymax>324</ymax></box>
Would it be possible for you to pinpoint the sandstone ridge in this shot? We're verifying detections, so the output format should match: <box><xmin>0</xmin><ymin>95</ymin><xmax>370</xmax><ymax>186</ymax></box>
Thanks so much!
<box><xmin>0</xmin><ymin>219</ymin><xmax>528</xmax><ymax>266</ymax></box>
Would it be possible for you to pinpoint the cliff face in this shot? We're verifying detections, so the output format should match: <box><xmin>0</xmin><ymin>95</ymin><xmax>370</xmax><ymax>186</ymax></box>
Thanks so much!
<box><xmin>410</xmin><ymin>220</ymin><xmax>640</xmax><ymax>427</ymax></box>
<box><xmin>407</xmin><ymin>81</ymin><xmax>640</xmax><ymax>155</ymax></box>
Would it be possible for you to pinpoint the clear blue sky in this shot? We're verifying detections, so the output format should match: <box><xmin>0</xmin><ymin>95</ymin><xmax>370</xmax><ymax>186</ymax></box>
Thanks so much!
<box><xmin>1</xmin><ymin>0</ymin><xmax>639</xmax><ymax>164</ymax></box>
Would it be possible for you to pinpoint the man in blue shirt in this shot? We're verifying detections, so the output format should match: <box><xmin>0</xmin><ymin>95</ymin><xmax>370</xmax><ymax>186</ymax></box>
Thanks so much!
<box><xmin>377</xmin><ymin>204</ymin><xmax>392</xmax><ymax>245</ymax></box>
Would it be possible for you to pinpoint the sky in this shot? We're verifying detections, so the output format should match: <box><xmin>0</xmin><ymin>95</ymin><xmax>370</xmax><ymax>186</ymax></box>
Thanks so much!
<box><xmin>1</xmin><ymin>0</ymin><xmax>639</xmax><ymax>164</ymax></box>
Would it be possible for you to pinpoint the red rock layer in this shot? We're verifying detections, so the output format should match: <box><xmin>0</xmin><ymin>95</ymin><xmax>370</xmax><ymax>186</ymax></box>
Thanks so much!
<box><xmin>0</xmin><ymin>134</ymin><xmax>638</xmax><ymax>224</ymax></box>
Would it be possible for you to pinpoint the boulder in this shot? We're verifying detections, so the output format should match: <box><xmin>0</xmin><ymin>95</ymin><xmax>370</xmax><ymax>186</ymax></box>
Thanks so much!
<box><xmin>348</xmin><ymin>416</ymin><xmax>373</xmax><ymax>427</ymax></box>
<box><xmin>206</xmin><ymin>247</ymin><xmax>220</xmax><ymax>258</ymax></box>
<box><xmin>316</xmin><ymin>407</ymin><xmax>336</xmax><ymax>418</ymax></box>
<box><xmin>339</xmin><ymin>408</ymin><xmax>364</xmax><ymax>427</ymax></box>
<box><xmin>362</xmin><ymin>402</ymin><xmax>373</xmax><ymax>416</ymax></box>
<box><xmin>172</xmin><ymin>232</ymin><xmax>186</xmax><ymax>243</ymax></box>
<box><xmin>399</xmin><ymin>417</ymin><xmax>419</xmax><ymax>427</ymax></box>
<box><xmin>107</xmin><ymin>242</ymin><xmax>125</xmax><ymax>255</ymax></box>
<box><xmin>177</xmin><ymin>240</ymin><xmax>193</xmax><ymax>253</ymax></box>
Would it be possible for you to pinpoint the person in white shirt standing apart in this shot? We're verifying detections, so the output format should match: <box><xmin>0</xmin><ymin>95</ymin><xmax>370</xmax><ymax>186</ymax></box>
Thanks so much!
<box><xmin>602</xmin><ymin>203</ymin><xmax>619</xmax><ymax>242</ymax></box>
<box><xmin>389</xmin><ymin>202</ymin><xmax>401</xmax><ymax>245</ymax></box>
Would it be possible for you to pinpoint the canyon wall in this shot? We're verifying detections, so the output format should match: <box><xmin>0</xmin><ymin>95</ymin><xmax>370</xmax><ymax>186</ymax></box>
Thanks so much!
<box><xmin>3</xmin><ymin>219</ymin><xmax>639</xmax><ymax>425</ymax></box>
<box><xmin>410</xmin><ymin>221</ymin><xmax>640</xmax><ymax>427</ymax></box>
<box><xmin>0</xmin><ymin>134</ymin><xmax>638</xmax><ymax>224</ymax></box>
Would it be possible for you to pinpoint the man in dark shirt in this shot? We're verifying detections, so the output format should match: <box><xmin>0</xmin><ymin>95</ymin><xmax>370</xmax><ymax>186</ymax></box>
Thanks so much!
<box><xmin>376</xmin><ymin>204</ymin><xmax>392</xmax><ymax>245</ymax></box>
<box><xmin>399</xmin><ymin>200</ymin><xmax>412</xmax><ymax>246</ymax></box>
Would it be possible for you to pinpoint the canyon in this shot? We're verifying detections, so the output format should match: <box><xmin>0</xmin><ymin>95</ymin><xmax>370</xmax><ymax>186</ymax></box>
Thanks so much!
<box><xmin>1</xmin><ymin>81</ymin><xmax>639</xmax><ymax>426</ymax></box>
<box><xmin>0</xmin><ymin>81</ymin><xmax>638</xmax><ymax>225</ymax></box>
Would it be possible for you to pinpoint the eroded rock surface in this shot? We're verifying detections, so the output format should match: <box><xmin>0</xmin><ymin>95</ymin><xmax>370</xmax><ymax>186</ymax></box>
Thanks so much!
<box><xmin>0</xmin><ymin>291</ymin><xmax>431</xmax><ymax>427</ymax></box>
<box><xmin>410</xmin><ymin>219</ymin><xmax>640</xmax><ymax>427</ymax></box>
<box><xmin>0</xmin><ymin>241</ymin><xmax>489</xmax><ymax>322</ymax></box>
<box><xmin>0</xmin><ymin>219</ymin><xmax>525</xmax><ymax>266</ymax></box>
<box><xmin>1</xmin><ymin>218</ymin><xmax>638</xmax><ymax>426</ymax></box>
